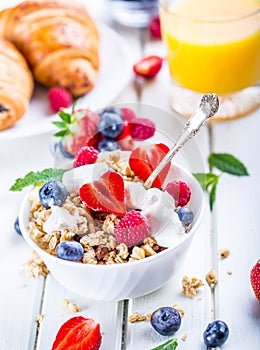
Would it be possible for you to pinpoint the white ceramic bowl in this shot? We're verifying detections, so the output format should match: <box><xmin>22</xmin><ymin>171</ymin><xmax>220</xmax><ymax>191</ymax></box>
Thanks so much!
<box><xmin>19</xmin><ymin>163</ymin><xmax>204</xmax><ymax>301</ymax></box>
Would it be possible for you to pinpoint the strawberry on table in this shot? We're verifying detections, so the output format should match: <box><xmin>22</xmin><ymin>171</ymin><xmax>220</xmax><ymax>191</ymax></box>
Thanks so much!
<box><xmin>133</xmin><ymin>55</ymin><xmax>164</xmax><ymax>79</ymax></box>
<box><xmin>250</xmin><ymin>260</ymin><xmax>260</xmax><ymax>302</ymax></box>
<box><xmin>129</xmin><ymin>143</ymin><xmax>170</xmax><ymax>188</ymax></box>
<box><xmin>51</xmin><ymin>316</ymin><xmax>102</xmax><ymax>350</ymax></box>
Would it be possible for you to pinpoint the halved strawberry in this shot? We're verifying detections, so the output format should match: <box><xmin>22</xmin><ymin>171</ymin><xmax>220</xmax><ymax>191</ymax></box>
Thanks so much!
<box><xmin>129</xmin><ymin>143</ymin><xmax>170</xmax><ymax>188</ymax></box>
<box><xmin>115</xmin><ymin>121</ymin><xmax>135</xmax><ymax>150</ymax></box>
<box><xmin>79</xmin><ymin>171</ymin><xmax>126</xmax><ymax>216</ymax></box>
<box><xmin>53</xmin><ymin>107</ymin><xmax>100</xmax><ymax>156</ymax></box>
<box><xmin>133</xmin><ymin>56</ymin><xmax>163</xmax><ymax>79</ymax></box>
<box><xmin>51</xmin><ymin>316</ymin><xmax>102</xmax><ymax>350</ymax></box>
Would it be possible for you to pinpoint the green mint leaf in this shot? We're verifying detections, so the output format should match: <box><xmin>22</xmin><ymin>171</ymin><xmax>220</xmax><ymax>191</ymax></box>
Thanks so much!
<box><xmin>150</xmin><ymin>338</ymin><xmax>178</xmax><ymax>350</ymax></box>
<box><xmin>193</xmin><ymin>173</ymin><xmax>219</xmax><ymax>191</ymax></box>
<box><xmin>58</xmin><ymin>111</ymin><xmax>71</xmax><ymax>124</ymax></box>
<box><xmin>208</xmin><ymin>153</ymin><xmax>249</xmax><ymax>176</ymax></box>
<box><xmin>9</xmin><ymin>168</ymin><xmax>66</xmax><ymax>192</ymax></box>
<box><xmin>209</xmin><ymin>181</ymin><xmax>218</xmax><ymax>210</ymax></box>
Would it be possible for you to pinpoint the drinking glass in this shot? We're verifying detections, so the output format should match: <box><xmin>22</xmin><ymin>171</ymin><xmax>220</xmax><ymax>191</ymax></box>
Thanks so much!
<box><xmin>159</xmin><ymin>0</ymin><xmax>260</xmax><ymax>120</ymax></box>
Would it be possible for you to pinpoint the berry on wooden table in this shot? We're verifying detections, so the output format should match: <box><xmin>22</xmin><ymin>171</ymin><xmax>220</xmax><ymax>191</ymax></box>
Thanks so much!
<box><xmin>150</xmin><ymin>307</ymin><xmax>181</xmax><ymax>336</ymax></box>
<box><xmin>250</xmin><ymin>260</ymin><xmax>260</xmax><ymax>302</ymax></box>
<box><xmin>51</xmin><ymin>316</ymin><xmax>102</xmax><ymax>350</ymax></box>
<box><xmin>203</xmin><ymin>320</ymin><xmax>229</xmax><ymax>348</ymax></box>
<box><xmin>133</xmin><ymin>55</ymin><xmax>164</xmax><ymax>79</ymax></box>
<box><xmin>149</xmin><ymin>15</ymin><xmax>162</xmax><ymax>39</ymax></box>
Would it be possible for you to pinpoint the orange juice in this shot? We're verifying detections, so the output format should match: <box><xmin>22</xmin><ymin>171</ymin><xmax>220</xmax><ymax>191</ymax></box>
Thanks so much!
<box><xmin>160</xmin><ymin>0</ymin><xmax>260</xmax><ymax>94</ymax></box>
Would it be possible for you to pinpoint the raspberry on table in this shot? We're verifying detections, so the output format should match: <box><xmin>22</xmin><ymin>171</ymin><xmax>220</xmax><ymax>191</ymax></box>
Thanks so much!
<box><xmin>48</xmin><ymin>86</ymin><xmax>72</xmax><ymax>112</ymax></box>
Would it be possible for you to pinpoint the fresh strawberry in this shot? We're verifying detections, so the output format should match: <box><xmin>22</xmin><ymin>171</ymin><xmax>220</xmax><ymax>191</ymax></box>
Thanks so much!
<box><xmin>48</xmin><ymin>87</ymin><xmax>72</xmax><ymax>112</ymax></box>
<box><xmin>149</xmin><ymin>15</ymin><xmax>162</xmax><ymax>39</ymax></box>
<box><xmin>165</xmin><ymin>181</ymin><xmax>191</xmax><ymax>207</ymax></box>
<box><xmin>250</xmin><ymin>260</ymin><xmax>260</xmax><ymax>302</ymax></box>
<box><xmin>114</xmin><ymin>210</ymin><xmax>151</xmax><ymax>246</ymax></box>
<box><xmin>133</xmin><ymin>56</ymin><xmax>163</xmax><ymax>79</ymax></box>
<box><xmin>51</xmin><ymin>316</ymin><xmax>102</xmax><ymax>350</ymax></box>
<box><xmin>74</xmin><ymin>146</ymin><xmax>99</xmax><ymax>168</ymax></box>
<box><xmin>130</xmin><ymin>118</ymin><xmax>156</xmax><ymax>140</ymax></box>
<box><xmin>53</xmin><ymin>107</ymin><xmax>100</xmax><ymax>156</ymax></box>
<box><xmin>79</xmin><ymin>171</ymin><xmax>126</xmax><ymax>216</ymax></box>
<box><xmin>115</xmin><ymin>121</ymin><xmax>135</xmax><ymax>150</ymax></box>
<box><xmin>121</xmin><ymin>108</ymin><xmax>137</xmax><ymax>123</ymax></box>
<box><xmin>129</xmin><ymin>143</ymin><xmax>170</xmax><ymax>188</ymax></box>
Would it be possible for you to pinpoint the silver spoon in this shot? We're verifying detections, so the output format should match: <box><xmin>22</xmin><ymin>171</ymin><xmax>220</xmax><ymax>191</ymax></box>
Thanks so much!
<box><xmin>144</xmin><ymin>93</ymin><xmax>219</xmax><ymax>189</ymax></box>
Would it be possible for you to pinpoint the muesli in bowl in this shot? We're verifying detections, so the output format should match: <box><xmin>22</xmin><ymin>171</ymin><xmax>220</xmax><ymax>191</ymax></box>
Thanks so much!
<box><xmin>16</xmin><ymin>105</ymin><xmax>205</xmax><ymax>300</ymax></box>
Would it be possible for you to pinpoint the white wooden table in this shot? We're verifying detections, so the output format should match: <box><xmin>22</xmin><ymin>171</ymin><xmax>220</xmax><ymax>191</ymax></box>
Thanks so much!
<box><xmin>0</xmin><ymin>1</ymin><xmax>259</xmax><ymax>349</ymax></box>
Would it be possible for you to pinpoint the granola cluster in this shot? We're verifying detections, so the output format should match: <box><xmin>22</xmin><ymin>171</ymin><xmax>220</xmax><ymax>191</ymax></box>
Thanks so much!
<box><xmin>27</xmin><ymin>190</ymin><xmax>164</xmax><ymax>265</ymax></box>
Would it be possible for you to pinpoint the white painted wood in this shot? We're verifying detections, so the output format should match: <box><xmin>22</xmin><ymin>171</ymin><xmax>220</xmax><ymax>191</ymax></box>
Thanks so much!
<box><xmin>210</xmin><ymin>109</ymin><xmax>260</xmax><ymax>350</ymax></box>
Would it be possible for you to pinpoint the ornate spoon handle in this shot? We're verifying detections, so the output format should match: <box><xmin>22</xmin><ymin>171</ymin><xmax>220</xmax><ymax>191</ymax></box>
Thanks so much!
<box><xmin>144</xmin><ymin>93</ymin><xmax>219</xmax><ymax>189</ymax></box>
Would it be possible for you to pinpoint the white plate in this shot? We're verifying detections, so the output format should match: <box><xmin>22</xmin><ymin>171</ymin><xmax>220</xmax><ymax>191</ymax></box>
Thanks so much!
<box><xmin>0</xmin><ymin>24</ymin><xmax>132</xmax><ymax>140</ymax></box>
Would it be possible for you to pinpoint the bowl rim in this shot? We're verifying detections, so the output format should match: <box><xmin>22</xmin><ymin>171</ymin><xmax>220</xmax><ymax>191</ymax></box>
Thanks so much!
<box><xmin>19</xmin><ymin>162</ymin><xmax>205</xmax><ymax>270</ymax></box>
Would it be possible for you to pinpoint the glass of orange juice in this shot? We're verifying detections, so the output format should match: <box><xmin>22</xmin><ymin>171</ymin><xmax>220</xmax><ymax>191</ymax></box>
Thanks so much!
<box><xmin>159</xmin><ymin>0</ymin><xmax>260</xmax><ymax>120</ymax></box>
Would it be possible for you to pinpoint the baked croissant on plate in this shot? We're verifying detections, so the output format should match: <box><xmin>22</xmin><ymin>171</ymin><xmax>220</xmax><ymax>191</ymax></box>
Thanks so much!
<box><xmin>0</xmin><ymin>0</ymin><xmax>99</xmax><ymax>130</ymax></box>
<box><xmin>0</xmin><ymin>39</ymin><xmax>34</xmax><ymax>130</ymax></box>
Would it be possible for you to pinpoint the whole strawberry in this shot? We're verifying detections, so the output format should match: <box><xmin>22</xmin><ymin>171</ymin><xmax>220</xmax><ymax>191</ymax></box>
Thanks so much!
<box><xmin>250</xmin><ymin>260</ymin><xmax>260</xmax><ymax>302</ymax></box>
<box><xmin>115</xmin><ymin>210</ymin><xmax>151</xmax><ymax>247</ymax></box>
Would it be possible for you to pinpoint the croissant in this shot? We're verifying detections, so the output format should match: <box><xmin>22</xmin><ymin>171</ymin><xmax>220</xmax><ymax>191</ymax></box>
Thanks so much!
<box><xmin>0</xmin><ymin>39</ymin><xmax>34</xmax><ymax>130</ymax></box>
<box><xmin>0</xmin><ymin>0</ymin><xmax>99</xmax><ymax>130</ymax></box>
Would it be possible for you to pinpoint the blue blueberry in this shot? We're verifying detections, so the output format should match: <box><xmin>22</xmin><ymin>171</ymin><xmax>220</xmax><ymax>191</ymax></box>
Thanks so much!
<box><xmin>50</xmin><ymin>140</ymin><xmax>74</xmax><ymax>159</ymax></box>
<box><xmin>98</xmin><ymin>111</ymin><xmax>123</xmax><ymax>138</ymax></box>
<box><xmin>98</xmin><ymin>138</ymin><xmax>120</xmax><ymax>152</ymax></box>
<box><xmin>56</xmin><ymin>241</ymin><xmax>84</xmax><ymax>262</ymax></box>
<box><xmin>176</xmin><ymin>207</ymin><xmax>194</xmax><ymax>227</ymax></box>
<box><xmin>150</xmin><ymin>307</ymin><xmax>181</xmax><ymax>336</ymax></box>
<box><xmin>39</xmin><ymin>181</ymin><xmax>67</xmax><ymax>209</ymax></box>
<box><xmin>14</xmin><ymin>217</ymin><xmax>22</xmax><ymax>235</ymax></box>
<box><xmin>100</xmin><ymin>107</ymin><xmax>122</xmax><ymax>117</ymax></box>
<box><xmin>203</xmin><ymin>320</ymin><xmax>229</xmax><ymax>348</ymax></box>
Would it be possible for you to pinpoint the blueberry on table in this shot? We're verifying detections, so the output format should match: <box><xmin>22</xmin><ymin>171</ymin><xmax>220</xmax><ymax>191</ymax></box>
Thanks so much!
<box><xmin>98</xmin><ymin>111</ymin><xmax>123</xmax><ymax>138</ymax></box>
<box><xmin>176</xmin><ymin>207</ymin><xmax>194</xmax><ymax>227</ymax></box>
<box><xmin>56</xmin><ymin>241</ymin><xmax>84</xmax><ymax>262</ymax></box>
<box><xmin>203</xmin><ymin>320</ymin><xmax>229</xmax><ymax>348</ymax></box>
<box><xmin>14</xmin><ymin>217</ymin><xmax>22</xmax><ymax>235</ymax></box>
<box><xmin>150</xmin><ymin>307</ymin><xmax>181</xmax><ymax>336</ymax></box>
<box><xmin>39</xmin><ymin>181</ymin><xmax>67</xmax><ymax>209</ymax></box>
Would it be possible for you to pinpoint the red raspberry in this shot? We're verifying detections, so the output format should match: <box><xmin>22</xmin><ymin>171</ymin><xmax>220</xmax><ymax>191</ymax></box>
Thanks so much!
<box><xmin>130</xmin><ymin>118</ymin><xmax>156</xmax><ymax>140</ymax></box>
<box><xmin>165</xmin><ymin>181</ymin><xmax>191</xmax><ymax>207</ymax></box>
<box><xmin>48</xmin><ymin>87</ymin><xmax>72</xmax><ymax>112</ymax></box>
<box><xmin>74</xmin><ymin>146</ymin><xmax>99</xmax><ymax>168</ymax></box>
<box><xmin>121</xmin><ymin>108</ymin><xmax>137</xmax><ymax>123</ymax></box>
<box><xmin>114</xmin><ymin>210</ymin><xmax>151</xmax><ymax>247</ymax></box>
<box><xmin>149</xmin><ymin>15</ymin><xmax>162</xmax><ymax>39</ymax></box>
<box><xmin>250</xmin><ymin>260</ymin><xmax>260</xmax><ymax>302</ymax></box>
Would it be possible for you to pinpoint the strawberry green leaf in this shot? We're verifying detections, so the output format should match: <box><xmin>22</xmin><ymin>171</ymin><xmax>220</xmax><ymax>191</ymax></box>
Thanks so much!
<box><xmin>52</xmin><ymin>121</ymin><xmax>66</xmax><ymax>128</ymax></box>
<box><xmin>53</xmin><ymin>129</ymin><xmax>69</xmax><ymax>137</ymax></box>
<box><xmin>58</xmin><ymin>111</ymin><xmax>71</xmax><ymax>124</ymax></box>
<box><xmin>208</xmin><ymin>153</ymin><xmax>249</xmax><ymax>176</ymax></box>
<box><xmin>150</xmin><ymin>338</ymin><xmax>178</xmax><ymax>350</ymax></box>
<box><xmin>9</xmin><ymin>168</ymin><xmax>66</xmax><ymax>192</ymax></box>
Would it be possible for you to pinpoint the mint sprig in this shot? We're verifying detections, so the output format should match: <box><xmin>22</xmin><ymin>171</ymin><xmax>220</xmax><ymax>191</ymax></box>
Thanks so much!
<box><xmin>150</xmin><ymin>338</ymin><xmax>178</xmax><ymax>350</ymax></box>
<box><xmin>193</xmin><ymin>153</ymin><xmax>249</xmax><ymax>210</ymax></box>
<box><xmin>9</xmin><ymin>168</ymin><xmax>66</xmax><ymax>192</ymax></box>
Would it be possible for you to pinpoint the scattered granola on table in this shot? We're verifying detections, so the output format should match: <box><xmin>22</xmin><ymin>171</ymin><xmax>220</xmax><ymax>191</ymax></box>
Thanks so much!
<box><xmin>22</xmin><ymin>250</ymin><xmax>49</xmax><ymax>278</ymax></box>
<box><xmin>219</xmin><ymin>249</ymin><xmax>230</xmax><ymax>259</ymax></box>
<box><xmin>61</xmin><ymin>298</ymin><xmax>81</xmax><ymax>313</ymax></box>
<box><xmin>182</xmin><ymin>276</ymin><xmax>204</xmax><ymax>297</ymax></box>
<box><xmin>206</xmin><ymin>269</ymin><xmax>218</xmax><ymax>287</ymax></box>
